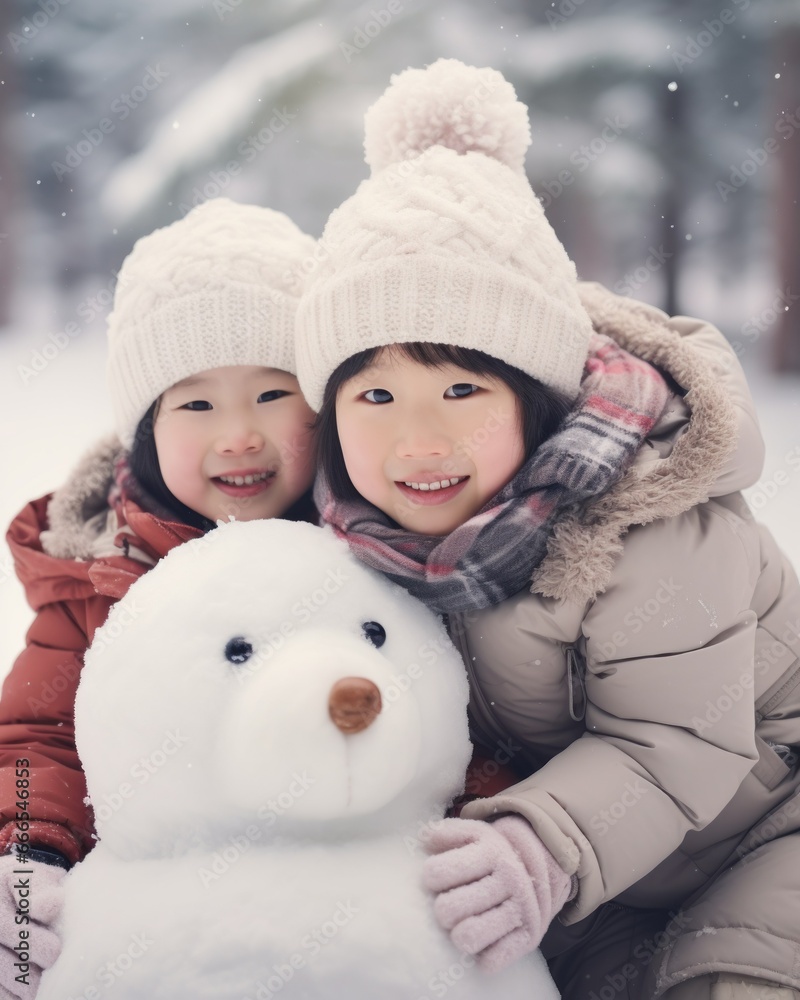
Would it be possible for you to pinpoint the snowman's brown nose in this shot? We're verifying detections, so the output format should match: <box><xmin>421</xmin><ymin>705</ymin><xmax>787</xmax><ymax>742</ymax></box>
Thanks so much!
<box><xmin>328</xmin><ymin>677</ymin><xmax>382</xmax><ymax>734</ymax></box>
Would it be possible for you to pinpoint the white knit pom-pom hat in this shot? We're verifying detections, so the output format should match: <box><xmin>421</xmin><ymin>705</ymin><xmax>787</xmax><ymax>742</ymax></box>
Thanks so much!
<box><xmin>107</xmin><ymin>197</ymin><xmax>317</xmax><ymax>448</ymax></box>
<box><xmin>295</xmin><ymin>58</ymin><xmax>594</xmax><ymax>412</ymax></box>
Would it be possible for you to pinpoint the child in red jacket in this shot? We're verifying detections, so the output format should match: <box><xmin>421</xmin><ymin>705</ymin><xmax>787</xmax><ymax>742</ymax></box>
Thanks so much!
<box><xmin>0</xmin><ymin>198</ymin><xmax>319</xmax><ymax>997</ymax></box>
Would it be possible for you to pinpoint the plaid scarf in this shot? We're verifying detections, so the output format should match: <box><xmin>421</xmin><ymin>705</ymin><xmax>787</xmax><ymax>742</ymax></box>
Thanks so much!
<box><xmin>315</xmin><ymin>333</ymin><xmax>671</xmax><ymax>614</ymax></box>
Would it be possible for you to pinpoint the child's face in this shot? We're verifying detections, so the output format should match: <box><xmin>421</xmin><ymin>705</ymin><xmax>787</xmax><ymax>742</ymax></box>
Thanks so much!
<box><xmin>335</xmin><ymin>348</ymin><xmax>525</xmax><ymax>536</ymax></box>
<box><xmin>154</xmin><ymin>365</ymin><xmax>316</xmax><ymax>523</ymax></box>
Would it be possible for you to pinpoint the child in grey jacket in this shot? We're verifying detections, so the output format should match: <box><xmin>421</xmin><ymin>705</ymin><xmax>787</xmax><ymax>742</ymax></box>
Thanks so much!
<box><xmin>295</xmin><ymin>59</ymin><xmax>800</xmax><ymax>1000</ymax></box>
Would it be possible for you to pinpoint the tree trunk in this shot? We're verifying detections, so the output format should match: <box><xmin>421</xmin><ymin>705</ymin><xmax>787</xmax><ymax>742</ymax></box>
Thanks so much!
<box><xmin>660</xmin><ymin>78</ymin><xmax>684</xmax><ymax>318</ymax></box>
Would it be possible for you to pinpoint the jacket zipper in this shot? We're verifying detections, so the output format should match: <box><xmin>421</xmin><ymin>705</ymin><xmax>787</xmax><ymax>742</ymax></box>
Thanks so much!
<box><xmin>566</xmin><ymin>644</ymin><xmax>587</xmax><ymax>722</ymax></box>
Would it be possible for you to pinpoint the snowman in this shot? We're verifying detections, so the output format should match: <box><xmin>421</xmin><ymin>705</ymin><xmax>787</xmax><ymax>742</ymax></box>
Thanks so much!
<box><xmin>37</xmin><ymin>519</ymin><xmax>559</xmax><ymax>1000</ymax></box>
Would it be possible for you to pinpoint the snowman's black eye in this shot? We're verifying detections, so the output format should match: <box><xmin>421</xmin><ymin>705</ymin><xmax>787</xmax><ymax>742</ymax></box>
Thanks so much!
<box><xmin>225</xmin><ymin>637</ymin><xmax>254</xmax><ymax>665</ymax></box>
<box><xmin>362</xmin><ymin>621</ymin><xmax>386</xmax><ymax>649</ymax></box>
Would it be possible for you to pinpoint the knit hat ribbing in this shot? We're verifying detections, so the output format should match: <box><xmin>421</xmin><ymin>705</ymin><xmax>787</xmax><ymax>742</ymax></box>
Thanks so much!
<box><xmin>107</xmin><ymin>198</ymin><xmax>316</xmax><ymax>448</ymax></box>
<box><xmin>295</xmin><ymin>59</ymin><xmax>594</xmax><ymax>412</ymax></box>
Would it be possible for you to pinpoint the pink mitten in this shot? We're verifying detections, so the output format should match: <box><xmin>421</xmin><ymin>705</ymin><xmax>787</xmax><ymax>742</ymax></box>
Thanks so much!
<box><xmin>0</xmin><ymin>853</ymin><xmax>66</xmax><ymax>998</ymax></box>
<box><xmin>422</xmin><ymin>815</ymin><xmax>572</xmax><ymax>973</ymax></box>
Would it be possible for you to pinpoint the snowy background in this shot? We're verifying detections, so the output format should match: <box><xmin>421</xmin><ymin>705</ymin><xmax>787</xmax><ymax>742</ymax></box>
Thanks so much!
<box><xmin>1</xmin><ymin>0</ymin><xmax>799</xmax><ymax>675</ymax></box>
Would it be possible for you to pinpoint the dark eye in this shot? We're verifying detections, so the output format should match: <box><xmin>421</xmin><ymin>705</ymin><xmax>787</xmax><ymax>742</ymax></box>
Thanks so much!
<box><xmin>224</xmin><ymin>637</ymin><xmax>254</xmax><ymax>664</ymax></box>
<box><xmin>182</xmin><ymin>400</ymin><xmax>212</xmax><ymax>411</ymax></box>
<box><xmin>444</xmin><ymin>383</ymin><xmax>478</xmax><ymax>398</ymax></box>
<box><xmin>258</xmin><ymin>390</ymin><xmax>289</xmax><ymax>403</ymax></box>
<box><xmin>363</xmin><ymin>388</ymin><xmax>393</xmax><ymax>404</ymax></box>
<box><xmin>362</xmin><ymin>621</ymin><xmax>386</xmax><ymax>648</ymax></box>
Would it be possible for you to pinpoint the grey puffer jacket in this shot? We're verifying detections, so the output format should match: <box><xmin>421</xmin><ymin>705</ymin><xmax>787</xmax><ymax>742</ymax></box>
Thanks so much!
<box><xmin>453</xmin><ymin>282</ymin><xmax>800</xmax><ymax>930</ymax></box>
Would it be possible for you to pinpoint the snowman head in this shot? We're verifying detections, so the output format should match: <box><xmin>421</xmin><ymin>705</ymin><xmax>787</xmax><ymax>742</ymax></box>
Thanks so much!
<box><xmin>77</xmin><ymin>519</ymin><xmax>472</xmax><ymax>858</ymax></box>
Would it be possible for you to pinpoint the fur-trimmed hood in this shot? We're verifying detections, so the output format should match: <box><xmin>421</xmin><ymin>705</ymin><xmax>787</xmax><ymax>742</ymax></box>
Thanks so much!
<box><xmin>39</xmin><ymin>435</ymin><xmax>128</xmax><ymax>562</ymax></box>
<box><xmin>7</xmin><ymin>436</ymin><xmax>203</xmax><ymax>611</ymax></box>
<box><xmin>531</xmin><ymin>282</ymin><xmax>764</xmax><ymax>604</ymax></box>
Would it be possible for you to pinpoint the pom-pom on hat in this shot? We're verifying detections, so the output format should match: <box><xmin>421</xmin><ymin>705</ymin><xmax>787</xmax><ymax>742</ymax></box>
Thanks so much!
<box><xmin>295</xmin><ymin>58</ymin><xmax>594</xmax><ymax>412</ymax></box>
<box><xmin>107</xmin><ymin>198</ymin><xmax>317</xmax><ymax>448</ymax></box>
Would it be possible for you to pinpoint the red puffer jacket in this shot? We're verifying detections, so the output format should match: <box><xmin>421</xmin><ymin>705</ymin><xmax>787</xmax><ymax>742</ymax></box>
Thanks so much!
<box><xmin>0</xmin><ymin>438</ymin><xmax>204</xmax><ymax>863</ymax></box>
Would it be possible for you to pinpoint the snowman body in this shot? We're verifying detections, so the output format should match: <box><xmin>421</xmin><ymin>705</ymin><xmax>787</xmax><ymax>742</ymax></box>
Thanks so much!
<box><xmin>45</xmin><ymin>839</ymin><xmax>555</xmax><ymax>999</ymax></box>
<box><xmin>37</xmin><ymin>520</ymin><xmax>559</xmax><ymax>1000</ymax></box>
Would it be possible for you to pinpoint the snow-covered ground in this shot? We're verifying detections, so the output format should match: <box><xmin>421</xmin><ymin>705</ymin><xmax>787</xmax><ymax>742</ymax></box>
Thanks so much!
<box><xmin>1</xmin><ymin>305</ymin><xmax>799</xmax><ymax>679</ymax></box>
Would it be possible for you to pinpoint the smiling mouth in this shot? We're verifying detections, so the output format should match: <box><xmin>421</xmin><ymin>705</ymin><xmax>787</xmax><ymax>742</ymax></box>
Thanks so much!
<box><xmin>212</xmin><ymin>471</ymin><xmax>276</xmax><ymax>496</ymax></box>
<box><xmin>215</xmin><ymin>471</ymin><xmax>273</xmax><ymax>486</ymax></box>
<box><xmin>401</xmin><ymin>476</ymin><xmax>468</xmax><ymax>492</ymax></box>
<box><xmin>395</xmin><ymin>476</ymin><xmax>470</xmax><ymax>505</ymax></box>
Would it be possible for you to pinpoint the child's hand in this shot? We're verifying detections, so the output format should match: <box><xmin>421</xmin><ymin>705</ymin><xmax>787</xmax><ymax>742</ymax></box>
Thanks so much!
<box><xmin>421</xmin><ymin>815</ymin><xmax>572</xmax><ymax>973</ymax></box>
<box><xmin>0</xmin><ymin>854</ymin><xmax>65</xmax><ymax>998</ymax></box>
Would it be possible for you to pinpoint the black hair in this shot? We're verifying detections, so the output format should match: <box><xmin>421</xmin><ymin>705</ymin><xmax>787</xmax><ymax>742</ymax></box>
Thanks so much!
<box><xmin>127</xmin><ymin>400</ymin><xmax>318</xmax><ymax>531</ymax></box>
<box><xmin>128</xmin><ymin>401</ymin><xmax>216</xmax><ymax>532</ymax></box>
<box><xmin>314</xmin><ymin>342</ymin><xmax>573</xmax><ymax>503</ymax></box>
